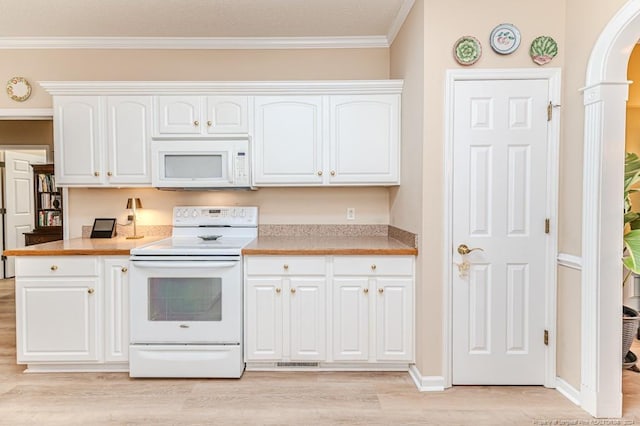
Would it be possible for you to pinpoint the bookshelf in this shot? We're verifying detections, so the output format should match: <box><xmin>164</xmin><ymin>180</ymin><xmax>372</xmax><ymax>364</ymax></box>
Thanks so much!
<box><xmin>24</xmin><ymin>164</ymin><xmax>63</xmax><ymax>246</ymax></box>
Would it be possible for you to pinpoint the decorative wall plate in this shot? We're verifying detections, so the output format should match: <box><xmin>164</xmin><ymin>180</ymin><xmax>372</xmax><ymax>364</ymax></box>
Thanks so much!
<box><xmin>6</xmin><ymin>77</ymin><xmax>31</xmax><ymax>102</ymax></box>
<box><xmin>489</xmin><ymin>23</ymin><xmax>521</xmax><ymax>55</ymax></box>
<box><xmin>454</xmin><ymin>36</ymin><xmax>482</xmax><ymax>66</ymax></box>
<box><xmin>529</xmin><ymin>36</ymin><xmax>558</xmax><ymax>65</ymax></box>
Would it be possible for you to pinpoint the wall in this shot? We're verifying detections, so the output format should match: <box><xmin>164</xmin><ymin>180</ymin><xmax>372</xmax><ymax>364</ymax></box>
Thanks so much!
<box><xmin>0</xmin><ymin>120</ymin><xmax>53</xmax><ymax>155</ymax></box>
<box><xmin>0</xmin><ymin>48</ymin><xmax>392</xmax><ymax>233</ymax></box>
<box><xmin>389</xmin><ymin>0</ymin><xmax>425</xmax><ymax>370</ymax></box>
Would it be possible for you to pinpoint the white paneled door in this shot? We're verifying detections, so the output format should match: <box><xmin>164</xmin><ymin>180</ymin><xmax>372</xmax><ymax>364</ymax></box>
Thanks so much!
<box><xmin>4</xmin><ymin>150</ymin><xmax>46</xmax><ymax>277</ymax></box>
<box><xmin>452</xmin><ymin>79</ymin><xmax>549</xmax><ymax>384</ymax></box>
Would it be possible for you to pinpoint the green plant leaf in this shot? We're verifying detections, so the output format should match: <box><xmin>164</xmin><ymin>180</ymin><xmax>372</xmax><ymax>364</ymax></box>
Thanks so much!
<box><xmin>624</xmin><ymin>229</ymin><xmax>640</xmax><ymax>274</ymax></box>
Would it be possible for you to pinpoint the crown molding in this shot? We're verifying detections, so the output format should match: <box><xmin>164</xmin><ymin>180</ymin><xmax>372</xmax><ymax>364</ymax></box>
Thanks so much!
<box><xmin>38</xmin><ymin>80</ymin><xmax>404</xmax><ymax>96</ymax></box>
<box><xmin>387</xmin><ymin>0</ymin><xmax>416</xmax><ymax>45</ymax></box>
<box><xmin>0</xmin><ymin>36</ymin><xmax>390</xmax><ymax>50</ymax></box>
<box><xmin>0</xmin><ymin>108</ymin><xmax>53</xmax><ymax>119</ymax></box>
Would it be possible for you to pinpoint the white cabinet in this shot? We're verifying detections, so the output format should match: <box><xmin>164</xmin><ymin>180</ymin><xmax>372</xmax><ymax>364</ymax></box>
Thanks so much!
<box><xmin>253</xmin><ymin>94</ymin><xmax>400</xmax><ymax>186</ymax></box>
<box><xmin>15</xmin><ymin>257</ymin><xmax>101</xmax><ymax>363</ymax></box>
<box><xmin>332</xmin><ymin>256</ymin><xmax>413</xmax><ymax>362</ymax></box>
<box><xmin>253</xmin><ymin>96</ymin><xmax>324</xmax><ymax>185</ymax></box>
<box><xmin>54</xmin><ymin>95</ymin><xmax>152</xmax><ymax>186</ymax></box>
<box><xmin>14</xmin><ymin>255</ymin><xmax>131</xmax><ymax>368</ymax></box>
<box><xmin>103</xmin><ymin>258</ymin><xmax>129</xmax><ymax>363</ymax></box>
<box><xmin>245</xmin><ymin>257</ymin><xmax>327</xmax><ymax>361</ymax></box>
<box><xmin>154</xmin><ymin>96</ymin><xmax>248</xmax><ymax>136</ymax></box>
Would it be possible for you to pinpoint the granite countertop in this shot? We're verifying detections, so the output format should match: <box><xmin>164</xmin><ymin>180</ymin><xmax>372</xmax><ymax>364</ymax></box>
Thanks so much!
<box><xmin>241</xmin><ymin>236</ymin><xmax>418</xmax><ymax>256</ymax></box>
<box><xmin>3</xmin><ymin>236</ymin><xmax>165</xmax><ymax>256</ymax></box>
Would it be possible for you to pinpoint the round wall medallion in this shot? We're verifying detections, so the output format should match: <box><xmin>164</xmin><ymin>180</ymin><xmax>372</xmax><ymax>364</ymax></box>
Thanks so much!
<box><xmin>454</xmin><ymin>36</ymin><xmax>482</xmax><ymax>66</ymax></box>
<box><xmin>6</xmin><ymin>77</ymin><xmax>32</xmax><ymax>102</ymax></box>
<box><xmin>489</xmin><ymin>23</ymin><xmax>521</xmax><ymax>55</ymax></box>
<box><xmin>529</xmin><ymin>36</ymin><xmax>558</xmax><ymax>65</ymax></box>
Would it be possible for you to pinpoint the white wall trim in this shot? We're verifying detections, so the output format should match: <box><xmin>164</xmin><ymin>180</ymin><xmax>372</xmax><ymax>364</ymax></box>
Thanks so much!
<box><xmin>0</xmin><ymin>108</ymin><xmax>53</xmax><ymax>119</ymax></box>
<box><xmin>556</xmin><ymin>377</ymin><xmax>582</xmax><ymax>407</ymax></box>
<box><xmin>38</xmin><ymin>80</ymin><xmax>404</xmax><ymax>96</ymax></box>
<box><xmin>387</xmin><ymin>0</ymin><xmax>417</xmax><ymax>45</ymax></box>
<box><xmin>443</xmin><ymin>67</ymin><xmax>562</xmax><ymax>389</ymax></box>
<box><xmin>409</xmin><ymin>365</ymin><xmax>445</xmax><ymax>391</ymax></box>
<box><xmin>557</xmin><ymin>253</ymin><xmax>583</xmax><ymax>271</ymax></box>
<box><xmin>0</xmin><ymin>36</ymin><xmax>390</xmax><ymax>50</ymax></box>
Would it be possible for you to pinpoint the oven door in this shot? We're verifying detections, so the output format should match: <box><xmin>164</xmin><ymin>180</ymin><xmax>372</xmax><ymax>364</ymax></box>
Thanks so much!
<box><xmin>129</xmin><ymin>259</ymin><xmax>241</xmax><ymax>344</ymax></box>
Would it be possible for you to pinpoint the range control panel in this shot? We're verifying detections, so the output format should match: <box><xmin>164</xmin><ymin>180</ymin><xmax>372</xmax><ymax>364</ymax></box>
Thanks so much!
<box><xmin>173</xmin><ymin>206</ymin><xmax>258</xmax><ymax>227</ymax></box>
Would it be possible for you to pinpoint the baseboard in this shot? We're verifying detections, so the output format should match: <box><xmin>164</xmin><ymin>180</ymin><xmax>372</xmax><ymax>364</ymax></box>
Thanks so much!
<box><xmin>555</xmin><ymin>377</ymin><xmax>581</xmax><ymax>406</ymax></box>
<box><xmin>409</xmin><ymin>364</ymin><xmax>445</xmax><ymax>391</ymax></box>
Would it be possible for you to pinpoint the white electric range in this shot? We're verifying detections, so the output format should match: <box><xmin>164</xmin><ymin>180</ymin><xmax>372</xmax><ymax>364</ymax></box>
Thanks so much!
<box><xmin>128</xmin><ymin>206</ymin><xmax>258</xmax><ymax>378</ymax></box>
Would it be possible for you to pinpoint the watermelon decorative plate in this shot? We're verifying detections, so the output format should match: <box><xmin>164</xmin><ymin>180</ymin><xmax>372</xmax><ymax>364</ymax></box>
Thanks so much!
<box><xmin>530</xmin><ymin>36</ymin><xmax>558</xmax><ymax>65</ymax></box>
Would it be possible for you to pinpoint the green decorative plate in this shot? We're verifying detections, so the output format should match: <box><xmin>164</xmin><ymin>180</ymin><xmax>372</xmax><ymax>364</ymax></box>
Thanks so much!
<box><xmin>454</xmin><ymin>36</ymin><xmax>482</xmax><ymax>66</ymax></box>
<box><xmin>530</xmin><ymin>36</ymin><xmax>558</xmax><ymax>65</ymax></box>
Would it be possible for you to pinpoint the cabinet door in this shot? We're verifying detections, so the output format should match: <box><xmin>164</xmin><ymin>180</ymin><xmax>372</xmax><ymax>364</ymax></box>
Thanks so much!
<box><xmin>54</xmin><ymin>96</ymin><xmax>103</xmax><ymax>185</ymax></box>
<box><xmin>332</xmin><ymin>278</ymin><xmax>369</xmax><ymax>361</ymax></box>
<box><xmin>103</xmin><ymin>258</ymin><xmax>129</xmax><ymax>363</ymax></box>
<box><xmin>375</xmin><ymin>278</ymin><xmax>413</xmax><ymax>361</ymax></box>
<box><xmin>16</xmin><ymin>278</ymin><xmax>100</xmax><ymax>362</ymax></box>
<box><xmin>254</xmin><ymin>96</ymin><xmax>324</xmax><ymax>185</ymax></box>
<box><xmin>106</xmin><ymin>96</ymin><xmax>152</xmax><ymax>185</ymax></box>
<box><xmin>246</xmin><ymin>278</ymin><xmax>283</xmax><ymax>360</ymax></box>
<box><xmin>288</xmin><ymin>277</ymin><xmax>326</xmax><ymax>361</ymax></box>
<box><xmin>329</xmin><ymin>95</ymin><xmax>400</xmax><ymax>184</ymax></box>
<box><xmin>205</xmin><ymin>96</ymin><xmax>249</xmax><ymax>134</ymax></box>
<box><xmin>154</xmin><ymin>96</ymin><xmax>202</xmax><ymax>135</ymax></box>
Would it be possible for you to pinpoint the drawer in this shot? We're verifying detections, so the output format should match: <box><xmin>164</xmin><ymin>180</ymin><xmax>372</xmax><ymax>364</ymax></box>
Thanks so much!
<box><xmin>333</xmin><ymin>256</ymin><xmax>413</xmax><ymax>276</ymax></box>
<box><xmin>16</xmin><ymin>256</ymin><xmax>99</xmax><ymax>277</ymax></box>
<box><xmin>246</xmin><ymin>256</ymin><xmax>326</xmax><ymax>276</ymax></box>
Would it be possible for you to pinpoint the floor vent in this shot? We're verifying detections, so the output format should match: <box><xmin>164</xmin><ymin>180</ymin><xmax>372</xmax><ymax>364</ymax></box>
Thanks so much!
<box><xmin>276</xmin><ymin>362</ymin><xmax>319</xmax><ymax>368</ymax></box>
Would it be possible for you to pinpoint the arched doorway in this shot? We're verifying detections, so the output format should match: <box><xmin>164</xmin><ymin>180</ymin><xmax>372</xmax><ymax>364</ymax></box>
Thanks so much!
<box><xmin>582</xmin><ymin>1</ymin><xmax>640</xmax><ymax>418</ymax></box>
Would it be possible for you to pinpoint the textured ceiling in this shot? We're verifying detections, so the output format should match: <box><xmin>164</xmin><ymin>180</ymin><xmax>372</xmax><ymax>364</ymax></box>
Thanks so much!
<box><xmin>0</xmin><ymin>0</ymin><xmax>408</xmax><ymax>38</ymax></box>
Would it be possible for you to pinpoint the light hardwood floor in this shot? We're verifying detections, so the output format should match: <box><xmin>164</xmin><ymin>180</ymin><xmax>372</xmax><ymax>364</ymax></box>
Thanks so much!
<box><xmin>0</xmin><ymin>278</ymin><xmax>638</xmax><ymax>425</ymax></box>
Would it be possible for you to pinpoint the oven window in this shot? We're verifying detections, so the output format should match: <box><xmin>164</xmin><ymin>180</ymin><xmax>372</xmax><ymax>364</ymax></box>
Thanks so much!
<box><xmin>148</xmin><ymin>278</ymin><xmax>222</xmax><ymax>321</ymax></box>
<box><xmin>164</xmin><ymin>154</ymin><xmax>224</xmax><ymax>179</ymax></box>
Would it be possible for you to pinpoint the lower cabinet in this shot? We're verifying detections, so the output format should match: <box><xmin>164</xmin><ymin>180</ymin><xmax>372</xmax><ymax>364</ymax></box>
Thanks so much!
<box><xmin>14</xmin><ymin>255</ymin><xmax>129</xmax><ymax>367</ymax></box>
<box><xmin>245</xmin><ymin>257</ymin><xmax>327</xmax><ymax>361</ymax></box>
<box><xmin>244</xmin><ymin>255</ymin><xmax>414</xmax><ymax>366</ymax></box>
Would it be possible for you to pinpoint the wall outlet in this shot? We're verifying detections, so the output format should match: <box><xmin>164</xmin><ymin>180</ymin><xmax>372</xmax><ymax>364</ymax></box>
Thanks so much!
<box><xmin>346</xmin><ymin>208</ymin><xmax>355</xmax><ymax>220</ymax></box>
<box><xmin>127</xmin><ymin>215</ymin><xmax>134</xmax><ymax>222</ymax></box>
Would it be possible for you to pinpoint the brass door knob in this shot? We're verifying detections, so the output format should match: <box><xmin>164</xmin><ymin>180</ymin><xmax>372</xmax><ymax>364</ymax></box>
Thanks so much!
<box><xmin>50</xmin><ymin>265</ymin><xmax>58</xmax><ymax>271</ymax></box>
<box><xmin>371</xmin><ymin>264</ymin><xmax>377</xmax><ymax>271</ymax></box>
<box><xmin>457</xmin><ymin>244</ymin><xmax>484</xmax><ymax>255</ymax></box>
<box><xmin>88</xmin><ymin>288</ymin><xmax>95</xmax><ymax>294</ymax></box>
<box><xmin>330</xmin><ymin>170</ymin><xmax>336</xmax><ymax>176</ymax></box>
<box><xmin>283</xmin><ymin>264</ymin><xmax>289</xmax><ymax>270</ymax></box>
<box><xmin>363</xmin><ymin>288</ymin><xmax>369</xmax><ymax>294</ymax></box>
<box><xmin>121</xmin><ymin>267</ymin><xmax>128</xmax><ymax>273</ymax></box>
<box><xmin>194</xmin><ymin>120</ymin><xmax>200</xmax><ymax>126</ymax></box>
<box><xmin>107</xmin><ymin>171</ymin><xmax>113</xmax><ymax>177</ymax></box>
<box><xmin>276</xmin><ymin>288</ymin><xmax>281</xmax><ymax>293</ymax></box>
<box><xmin>378</xmin><ymin>288</ymin><xmax>384</xmax><ymax>294</ymax></box>
<box><xmin>290</xmin><ymin>288</ymin><xmax>296</xmax><ymax>294</ymax></box>
<box><xmin>317</xmin><ymin>171</ymin><xmax>323</xmax><ymax>176</ymax></box>
<box><xmin>207</xmin><ymin>120</ymin><xmax>213</xmax><ymax>127</ymax></box>
<box><xmin>94</xmin><ymin>171</ymin><xmax>100</xmax><ymax>177</ymax></box>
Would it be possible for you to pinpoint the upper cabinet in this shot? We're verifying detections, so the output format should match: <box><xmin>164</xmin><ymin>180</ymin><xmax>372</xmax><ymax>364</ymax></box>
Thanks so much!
<box><xmin>54</xmin><ymin>95</ymin><xmax>152</xmax><ymax>186</ymax></box>
<box><xmin>154</xmin><ymin>96</ymin><xmax>249</xmax><ymax>137</ymax></box>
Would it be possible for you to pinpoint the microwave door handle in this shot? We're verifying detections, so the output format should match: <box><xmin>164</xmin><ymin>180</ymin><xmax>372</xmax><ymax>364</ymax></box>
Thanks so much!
<box><xmin>131</xmin><ymin>261</ymin><xmax>238</xmax><ymax>269</ymax></box>
<box><xmin>228</xmin><ymin>153</ymin><xmax>234</xmax><ymax>184</ymax></box>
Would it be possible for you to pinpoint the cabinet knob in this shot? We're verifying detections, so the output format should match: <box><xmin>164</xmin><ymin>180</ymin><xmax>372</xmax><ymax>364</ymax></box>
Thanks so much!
<box><xmin>283</xmin><ymin>264</ymin><xmax>289</xmax><ymax>270</ymax></box>
<box><xmin>363</xmin><ymin>288</ymin><xmax>369</xmax><ymax>294</ymax></box>
<box><xmin>330</xmin><ymin>170</ymin><xmax>336</xmax><ymax>176</ymax></box>
<box><xmin>276</xmin><ymin>288</ymin><xmax>281</xmax><ymax>294</ymax></box>
<box><xmin>317</xmin><ymin>171</ymin><xmax>323</xmax><ymax>176</ymax></box>
<box><xmin>88</xmin><ymin>288</ymin><xmax>95</xmax><ymax>294</ymax></box>
<box><xmin>121</xmin><ymin>267</ymin><xmax>128</xmax><ymax>273</ymax></box>
<box><xmin>290</xmin><ymin>288</ymin><xmax>296</xmax><ymax>294</ymax></box>
<box><xmin>371</xmin><ymin>264</ymin><xmax>377</xmax><ymax>271</ymax></box>
<box><xmin>207</xmin><ymin>120</ymin><xmax>213</xmax><ymax>127</ymax></box>
<box><xmin>50</xmin><ymin>265</ymin><xmax>58</xmax><ymax>271</ymax></box>
<box><xmin>378</xmin><ymin>288</ymin><xmax>384</xmax><ymax>294</ymax></box>
<box><xmin>94</xmin><ymin>171</ymin><xmax>100</xmax><ymax>177</ymax></box>
<box><xmin>194</xmin><ymin>120</ymin><xmax>200</xmax><ymax>126</ymax></box>
<box><xmin>107</xmin><ymin>171</ymin><xmax>113</xmax><ymax>177</ymax></box>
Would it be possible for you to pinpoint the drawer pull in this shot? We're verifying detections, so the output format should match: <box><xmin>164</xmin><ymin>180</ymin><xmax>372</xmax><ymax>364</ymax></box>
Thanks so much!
<box><xmin>371</xmin><ymin>264</ymin><xmax>377</xmax><ymax>271</ymax></box>
<box><xmin>50</xmin><ymin>265</ymin><xmax>58</xmax><ymax>271</ymax></box>
<box><xmin>283</xmin><ymin>264</ymin><xmax>289</xmax><ymax>270</ymax></box>
<box><xmin>88</xmin><ymin>288</ymin><xmax>95</xmax><ymax>294</ymax></box>
<box><xmin>194</xmin><ymin>120</ymin><xmax>199</xmax><ymax>126</ymax></box>
<box><xmin>317</xmin><ymin>170</ymin><xmax>323</xmax><ymax>176</ymax></box>
<box><xmin>330</xmin><ymin>170</ymin><xmax>336</xmax><ymax>176</ymax></box>
<box><xmin>378</xmin><ymin>288</ymin><xmax>384</xmax><ymax>294</ymax></box>
<box><xmin>94</xmin><ymin>171</ymin><xmax>100</xmax><ymax>177</ymax></box>
<box><xmin>207</xmin><ymin>120</ymin><xmax>213</xmax><ymax>127</ymax></box>
<box><xmin>363</xmin><ymin>288</ymin><xmax>369</xmax><ymax>294</ymax></box>
<box><xmin>290</xmin><ymin>288</ymin><xmax>296</xmax><ymax>294</ymax></box>
<box><xmin>180</xmin><ymin>324</ymin><xmax>190</xmax><ymax>328</ymax></box>
<box><xmin>121</xmin><ymin>267</ymin><xmax>128</xmax><ymax>273</ymax></box>
<box><xmin>276</xmin><ymin>288</ymin><xmax>281</xmax><ymax>294</ymax></box>
<box><xmin>107</xmin><ymin>171</ymin><xmax>113</xmax><ymax>177</ymax></box>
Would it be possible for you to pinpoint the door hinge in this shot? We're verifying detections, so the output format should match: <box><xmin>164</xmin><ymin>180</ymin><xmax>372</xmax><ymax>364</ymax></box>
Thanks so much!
<box><xmin>0</xmin><ymin>208</ymin><xmax>6</xmax><ymax>215</ymax></box>
<box><xmin>544</xmin><ymin>330</ymin><xmax>549</xmax><ymax>346</ymax></box>
<box><xmin>0</xmin><ymin>161</ymin><xmax>5</xmax><ymax>168</ymax></box>
<box><xmin>547</xmin><ymin>102</ymin><xmax>561</xmax><ymax>121</ymax></box>
<box><xmin>544</xmin><ymin>218</ymin><xmax>550</xmax><ymax>234</ymax></box>
<box><xmin>0</xmin><ymin>255</ymin><xmax>6</xmax><ymax>261</ymax></box>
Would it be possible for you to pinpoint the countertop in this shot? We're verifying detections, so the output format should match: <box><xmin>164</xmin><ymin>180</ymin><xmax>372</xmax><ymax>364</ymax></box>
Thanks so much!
<box><xmin>3</xmin><ymin>236</ymin><xmax>165</xmax><ymax>256</ymax></box>
<box><xmin>241</xmin><ymin>236</ymin><xmax>418</xmax><ymax>256</ymax></box>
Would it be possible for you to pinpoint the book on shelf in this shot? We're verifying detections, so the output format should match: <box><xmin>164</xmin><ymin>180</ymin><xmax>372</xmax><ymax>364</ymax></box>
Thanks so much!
<box><xmin>37</xmin><ymin>174</ymin><xmax>58</xmax><ymax>193</ymax></box>
<box><xmin>38</xmin><ymin>211</ymin><xmax>62</xmax><ymax>227</ymax></box>
<box><xmin>39</xmin><ymin>193</ymin><xmax>62</xmax><ymax>209</ymax></box>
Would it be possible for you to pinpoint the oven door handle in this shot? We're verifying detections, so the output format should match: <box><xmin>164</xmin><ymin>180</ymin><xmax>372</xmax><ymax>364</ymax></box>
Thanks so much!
<box><xmin>131</xmin><ymin>261</ymin><xmax>238</xmax><ymax>269</ymax></box>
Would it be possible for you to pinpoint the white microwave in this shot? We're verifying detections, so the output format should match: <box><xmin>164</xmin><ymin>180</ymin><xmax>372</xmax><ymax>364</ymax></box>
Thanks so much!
<box><xmin>151</xmin><ymin>139</ymin><xmax>251</xmax><ymax>189</ymax></box>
